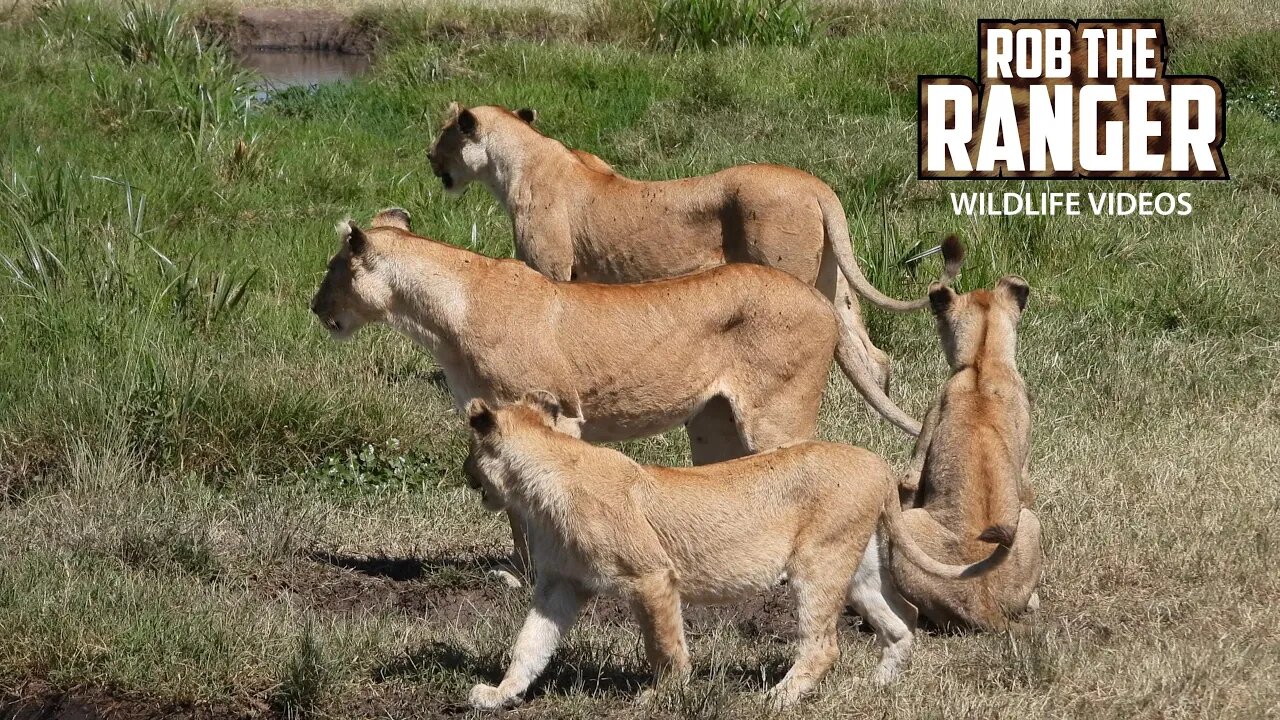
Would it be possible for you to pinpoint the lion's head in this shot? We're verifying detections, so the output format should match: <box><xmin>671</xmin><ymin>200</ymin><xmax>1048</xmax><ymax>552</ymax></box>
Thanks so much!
<box><xmin>427</xmin><ymin>102</ymin><xmax>537</xmax><ymax>194</ymax></box>
<box><xmin>928</xmin><ymin>276</ymin><xmax>1030</xmax><ymax>370</ymax></box>
<box><xmin>310</xmin><ymin>208</ymin><xmax>413</xmax><ymax>341</ymax></box>
<box><xmin>463</xmin><ymin>391</ymin><xmax>583</xmax><ymax>511</ymax></box>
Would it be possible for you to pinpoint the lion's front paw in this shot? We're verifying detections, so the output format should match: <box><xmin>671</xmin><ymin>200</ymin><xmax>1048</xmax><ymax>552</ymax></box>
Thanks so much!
<box><xmin>487</xmin><ymin>568</ymin><xmax>524</xmax><ymax>589</ymax></box>
<box><xmin>764</xmin><ymin>686</ymin><xmax>799</xmax><ymax>711</ymax></box>
<box><xmin>469</xmin><ymin>683</ymin><xmax>512</xmax><ymax>710</ymax></box>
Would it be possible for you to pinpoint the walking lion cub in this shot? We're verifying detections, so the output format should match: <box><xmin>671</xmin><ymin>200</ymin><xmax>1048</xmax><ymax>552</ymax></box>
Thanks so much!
<box><xmin>461</xmin><ymin>395</ymin><xmax>1011</xmax><ymax>710</ymax></box>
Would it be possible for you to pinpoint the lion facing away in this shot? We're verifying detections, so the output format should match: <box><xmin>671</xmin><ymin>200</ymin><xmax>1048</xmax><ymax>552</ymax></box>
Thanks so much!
<box><xmin>427</xmin><ymin>103</ymin><xmax>966</xmax><ymax>436</ymax></box>
<box><xmin>461</xmin><ymin>394</ymin><xmax>1012</xmax><ymax>710</ymax></box>
<box><xmin>310</xmin><ymin>209</ymin><xmax>839</xmax><ymax>582</ymax></box>
<box><xmin>892</xmin><ymin>277</ymin><xmax>1044</xmax><ymax>631</ymax></box>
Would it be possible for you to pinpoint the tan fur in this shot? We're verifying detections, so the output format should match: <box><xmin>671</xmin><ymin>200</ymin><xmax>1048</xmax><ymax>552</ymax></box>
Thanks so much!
<box><xmin>428</xmin><ymin>103</ymin><xmax>968</xmax><ymax>436</ymax></box>
<box><xmin>311</xmin><ymin>210</ymin><xmax>838</xmax><ymax>583</ymax></box>
<box><xmin>570</xmin><ymin>148</ymin><xmax>615</xmax><ymax>175</ymax></box>
<box><xmin>461</xmin><ymin>396</ymin><xmax>1010</xmax><ymax>710</ymax></box>
<box><xmin>893</xmin><ymin>277</ymin><xmax>1044</xmax><ymax>631</ymax></box>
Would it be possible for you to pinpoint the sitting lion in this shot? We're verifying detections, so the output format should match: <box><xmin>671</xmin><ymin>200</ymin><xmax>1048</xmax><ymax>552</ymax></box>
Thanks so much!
<box><xmin>460</xmin><ymin>394</ymin><xmax>1010</xmax><ymax>710</ymax></box>
<box><xmin>310</xmin><ymin>209</ymin><xmax>838</xmax><ymax>583</ymax></box>
<box><xmin>892</xmin><ymin>277</ymin><xmax>1044</xmax><ymax>630</ymax></box>
<box><xmin>427</xmin><ymin>103</ymin><xmax>966</xmax><ymax>436</ymax></box>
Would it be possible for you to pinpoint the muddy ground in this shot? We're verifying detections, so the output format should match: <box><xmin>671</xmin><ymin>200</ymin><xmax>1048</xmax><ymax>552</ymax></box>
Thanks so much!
<box><xmin>197</xmin><ymin>8</ymin><xmax>375</xmax><ymax>54</ymax></box>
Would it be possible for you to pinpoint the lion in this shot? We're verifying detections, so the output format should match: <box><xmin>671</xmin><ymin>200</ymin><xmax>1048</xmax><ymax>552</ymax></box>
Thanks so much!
<box><xmin>427</xmin><ymin>103</ymin><xmax>966</xmax><ymax>436</ymax></box>
<box><xmin>311</xmin><ymin>208</ymin><xmax>839</xmax><ymax>584</ymax></box>
<box><xmin>891</xmin><ymin>277</ymin><xmax>1044</xmax><ymax>631</ymax></box>
<box><xmin>460</xmin><ymin>394</ymin><xmax>1011</xmax><ymax>710</ymax></box>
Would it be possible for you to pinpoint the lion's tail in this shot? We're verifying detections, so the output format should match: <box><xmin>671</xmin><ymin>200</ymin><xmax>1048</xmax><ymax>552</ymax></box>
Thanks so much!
<box><xmin>818</xmin><ymin>193</ymin><xmax>964</xmax><ymax>313</ymax></box>
<box><xmin>880</xmin><ymin>488</ymin><xmax>1011</xmax><ymax>581</ymax></box>
<box><xmin>816</xmin><ymin>191</ymin><xmax>924</xmax><ymax>436</ymax></box>
<box><xmin>832</xmin><ymin>349</ymin><xmax>922</xmax><ymax>437</ymax></box>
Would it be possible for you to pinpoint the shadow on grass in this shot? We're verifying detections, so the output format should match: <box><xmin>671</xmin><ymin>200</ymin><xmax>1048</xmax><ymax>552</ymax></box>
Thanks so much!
<box><xmin>306</xmin><ymin>548</ymin><xmax>510</xmax><ymax>582</ymax></box>
<box><xmin>374</xmin><ymin>365</ymin><xmax>452</xmax><ymax>395</ymax></box>
<box><xmin>276</xmin><ymin>547</ymin><xmax>526</xmax><ymax>618</ymax></box>
<box><xmin>375</xmin><ymin>639</ymin><xmax>650</xmax><ymax>700</ymax></box>
<box><xmin>375</xmin><ymin>639</ymin><xmax>799</xmax><ymax>705</ymax></box>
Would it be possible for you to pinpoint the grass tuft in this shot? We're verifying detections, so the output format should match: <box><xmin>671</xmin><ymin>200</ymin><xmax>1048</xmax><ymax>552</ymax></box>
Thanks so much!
<box><xmin>118</xmin><ymin>524</ymin><xmax>222</xmax><ymax>582</ymax></box>
<box><xmin>272</xmin><ymin>625</ymin><xmax>335</xmax><ymax>719</ymax></box>
<box><xmin>91</xmin><ymin>0</ymin><xmax>186</xmax><ymax>65</ymax></box>
<box><xmin>648</xmin><ymin>0</ymin><xmax>818</xmax><ymax>49</ymax></box>
<box><xmin>150</xmin><ymin>245</ymin><xmax>258</xmax><ymax>332</ymax></box>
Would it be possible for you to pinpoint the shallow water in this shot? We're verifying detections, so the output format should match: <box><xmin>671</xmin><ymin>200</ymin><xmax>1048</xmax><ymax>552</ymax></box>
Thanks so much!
<box><xmin>237</xmin><ymin>48</ymin><xmax>370</xmax><ymax>90</ymax></box>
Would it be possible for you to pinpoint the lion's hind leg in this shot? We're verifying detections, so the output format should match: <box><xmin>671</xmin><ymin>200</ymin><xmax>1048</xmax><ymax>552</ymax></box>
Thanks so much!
<box><xmin>729</xmin><ymin>375</ymin><xmax>823</xmax><ymax>459</ymax></box>
<box><xmin>766</xmin><ymin>556</ymin><xmax>851</xmax><ymax>707</ymax></box>
<box><xmin>848</xmin><ymin>534</ymin><xmax>917</xmax><ymax>685</ymax></box>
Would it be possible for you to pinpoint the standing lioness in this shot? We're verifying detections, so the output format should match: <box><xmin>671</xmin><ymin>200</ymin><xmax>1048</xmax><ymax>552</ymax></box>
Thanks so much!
<box><xmin>427</xmin><ymin>103</ymin><xmax>965</xmax><ymax>436</ymax></box>
<box><xmin>461</xmin><ymin>395</ymin><xmax>1011</xmax><ymax>710</ymax></box>
<box><xmin>310</xmin><ymin>209</ymin><xmax>838</xmax><ymax>581</ymax></box>
<box><xmin>893</xmin><ymin>277</ymin><xmax>1044</xmax><ymax>630</ymax></box>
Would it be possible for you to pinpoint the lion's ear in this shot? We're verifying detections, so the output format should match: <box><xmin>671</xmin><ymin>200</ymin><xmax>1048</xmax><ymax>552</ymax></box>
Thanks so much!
<box><xmin>997</xmin><ymin>275</ymin><xmax>1030</xmax><ymax>313</ymax></box>
<box><xmin>928</xmin><ymin>283</ymin><xmax>954</xmax><ymax>317</ymax></box>
<box><xmin>372</xmin><ymin>207</ymin><xmax>411</xmax><ymax>232</ymax></box>
<box><xmin>522</xmin><ymin>390</ymin><xmax>562</xmax><ymax>423</ymax></box>
<box><xmin>338</xmin><ymin>220</ymin><xmax>367</xmax><ymax>254</ymax></box>
<box><xmin>467</xmin><ymin>399</ymin><xmax>496</xmax><ymax>434</ymax></box>
<box><xmin>516</xmin><ymin>107</ymin><xmax>537</xmax><ymax>124</ymax></box>
<box><xmin>457</xmin><ymin>108</ymin><xmax>478</xmax><ymax>136</ymax></box>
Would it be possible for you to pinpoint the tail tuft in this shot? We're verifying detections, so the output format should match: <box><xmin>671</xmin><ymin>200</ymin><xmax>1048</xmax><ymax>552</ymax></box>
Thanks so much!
<box><xmin>940</xmin><ymin>234</ymin><xmax>965</xmax><ymax>281</ymax></box>
<box><xmin>978</xmin><ymin>523</ymin><xmax>1016</xmax><ymax>547</ymax></box>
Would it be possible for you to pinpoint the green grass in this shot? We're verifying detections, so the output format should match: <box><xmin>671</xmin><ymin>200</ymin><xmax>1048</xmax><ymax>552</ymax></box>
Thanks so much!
<box><xmin>1</xmin><ymin>0</ymin><xmax>1279</xmax><ymax>717</ymax></box>
<box><xmin>648</xmin><ymin>0</ymin><xmax>818</xmax><ymax>49</ymax></box>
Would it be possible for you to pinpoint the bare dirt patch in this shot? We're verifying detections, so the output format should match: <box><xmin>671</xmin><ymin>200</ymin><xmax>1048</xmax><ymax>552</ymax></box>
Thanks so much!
<box><xmin>253</xmin><ymin>546</ymin><xmax>518</xmax><ymax>622</ymax></box>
